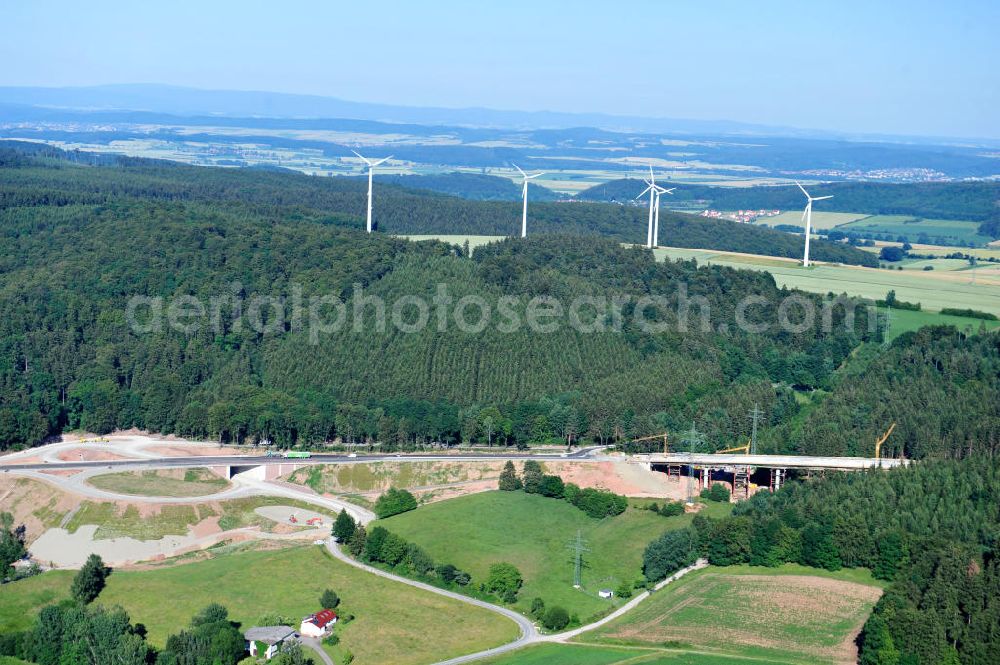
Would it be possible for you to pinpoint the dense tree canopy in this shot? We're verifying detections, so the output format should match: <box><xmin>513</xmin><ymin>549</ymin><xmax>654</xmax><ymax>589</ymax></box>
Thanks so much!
<box><xmin>686</xmin><ymin>456</ymin><xmax>1000</xmax><ymax>664</ymax></box>
<box><xmin>0</xmin><ymin>143</ymin><xmax>884</xmax><ymax>452</ymax></box>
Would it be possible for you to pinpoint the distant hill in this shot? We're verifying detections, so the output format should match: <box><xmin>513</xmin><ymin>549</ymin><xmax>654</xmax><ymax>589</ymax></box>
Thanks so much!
<box><xmin>576</xmin><ymin>179</ymin><xmax>1000</xmax><ymax>239</ymax></box>
<box><xmin>372</xmin><ymin>172</ymin><xmax>560</xmax><ymax>202</ymax></box>
<box><xmin>0</xmin><ymin>142</ymin><xmax>877</xmax><ymax>266</ymax></box>
<box><xmin>0</xmin><ymin>83</ymin><xmax>843</xmax><ymax>138</ymax></box>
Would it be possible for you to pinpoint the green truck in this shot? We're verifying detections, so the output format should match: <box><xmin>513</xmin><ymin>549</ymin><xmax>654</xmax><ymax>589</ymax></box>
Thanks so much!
<box><xmin>283</xmin><ymin>451</ymin><xmax>312</xmax><ymax>459</ymax></box>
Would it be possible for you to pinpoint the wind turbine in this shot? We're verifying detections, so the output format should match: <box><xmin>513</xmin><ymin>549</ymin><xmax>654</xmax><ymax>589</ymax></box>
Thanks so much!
<box><xmin>636</xmin><ymin>166</ymin><xmax>669</xmax><ymax>248</ymax></box>
<box><xmin>514</xmin><ymin>164</ymin><xmax>544</xmax><ymax>238</ymax></box>
<box><xmin>352</xmin><ymin>150</ymin><xmax>392</xmax><ymax>233</ymax></box>
<box><xmin>652</xmin><ymin>186</ymin><xmax>675</xmax><ymax>248</ymax></box>
<box><xmin>795</xmin><ymin>182</ymin><xmax>833</xmax><ymax>267</ymax></box>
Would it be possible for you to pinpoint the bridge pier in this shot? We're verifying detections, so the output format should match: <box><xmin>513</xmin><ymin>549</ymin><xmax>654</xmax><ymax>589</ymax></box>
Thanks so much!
<box><xmin>770</xmin><ymin>468</ymin><xmax>785</xmax><ymax>492</ymax></box>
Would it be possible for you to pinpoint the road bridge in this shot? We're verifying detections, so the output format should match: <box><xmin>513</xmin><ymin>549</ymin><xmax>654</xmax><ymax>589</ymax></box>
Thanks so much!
<box><xmin>636</xmin><ymin>452</ymin><xmax>907</xmax><ymax>471</ymax></box>
<box><xmin>0</xmin><ymin>449</ymin><xmax>907</xmax><ymax>474</ymax></box>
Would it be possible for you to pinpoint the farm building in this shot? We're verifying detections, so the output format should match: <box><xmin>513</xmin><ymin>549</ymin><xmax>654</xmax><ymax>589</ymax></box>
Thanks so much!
<box><xmin>300</xmin><ymin>609</ymin><xmax>338</xmax><ymax>637</ymax></box>
<box><xmin>598</xmin><ymin>588</ymin><xmax>614</xmax><ymax>599</ymax></box>
<box><xmin>244</xmin><ymin>626</ymin><xmax>296</xmax><ymax>660</ymax></box>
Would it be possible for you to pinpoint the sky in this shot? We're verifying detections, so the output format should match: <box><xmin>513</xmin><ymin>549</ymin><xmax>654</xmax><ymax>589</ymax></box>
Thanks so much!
<box><xmin>3</xmin><ymin>0</ymin><xmax>999</xmax><ymax>138</ymax></box>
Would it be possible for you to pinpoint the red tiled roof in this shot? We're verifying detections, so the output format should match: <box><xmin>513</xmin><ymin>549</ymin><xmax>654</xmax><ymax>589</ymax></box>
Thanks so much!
<box><xmin>307</xmin><ymin>609</ymin><xmax>337</xmax><ymax>627</ymax></box>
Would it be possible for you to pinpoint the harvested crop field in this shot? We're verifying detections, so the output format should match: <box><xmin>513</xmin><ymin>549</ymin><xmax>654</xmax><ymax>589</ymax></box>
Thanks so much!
<box><xmin>590</xmin><ymin>566</ymin><xmax>883</xmax><ymax>664</ymax></box>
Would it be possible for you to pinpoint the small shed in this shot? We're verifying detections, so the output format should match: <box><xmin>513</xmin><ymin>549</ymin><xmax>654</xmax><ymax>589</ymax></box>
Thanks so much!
<box><xmin>245</xmin><ymin>626</ymin><xmax>296</xmax><ymax>660</ymax></box>
<box><xmin>300</xmin><ymin>609</ymin><xmax>338</xmax><ymax>637</ymax></box>
<box><xmin>598</xmin><ymin>588</ymin><xmax>614</xmax><ymax>599</ymax></box>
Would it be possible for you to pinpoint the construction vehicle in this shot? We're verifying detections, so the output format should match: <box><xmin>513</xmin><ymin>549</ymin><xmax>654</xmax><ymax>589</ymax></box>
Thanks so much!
<box><xmin>875</xmin><ymin>422</ymin><xmax>897</xmax><ymax>459</ymax></box>
<box><xmin>713</xmin><ymin>440</ymin><xmax>751</xmax><ymax>455</ymax></box>
<box><xmin>629</xmin><ymin>433</ymin><xmax>670</xmax><ymax>454</ymax></box>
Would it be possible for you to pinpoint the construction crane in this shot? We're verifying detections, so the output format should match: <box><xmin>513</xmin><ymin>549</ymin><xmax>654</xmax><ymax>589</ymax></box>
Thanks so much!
<box><xmin>875</xmin><ymin>422</ymin><xmax>897</xmax><ymax>459</ymax></box>
<box><xmin>713</xmin><ymin>439</ymin><xmax>751</xmax><ymax>455</ymax></box>
<box><xmin>630</xmin><ymin>433</ymin><xmax>670</xmax><ymax>454</ymax></box>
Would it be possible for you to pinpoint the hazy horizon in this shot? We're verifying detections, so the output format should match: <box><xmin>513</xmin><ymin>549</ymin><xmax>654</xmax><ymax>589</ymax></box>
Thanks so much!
<box><xmin>3</xmin><ymin>0</ymin><xmax>999</xmax><ymax>139</ymax></box>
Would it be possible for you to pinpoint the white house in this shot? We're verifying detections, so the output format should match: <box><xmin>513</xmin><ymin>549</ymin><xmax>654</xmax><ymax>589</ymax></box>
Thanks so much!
<box><xmin>598</xmin><ymin>588</ymin><xmax>614</xmax><ymax>599</ymax></box>
<box><xmin>244</xmin><ymin>626</ymin><xmax>296</xmax><ymax>660</ymax></box>
<box><xmin>300</xmin><ymin>609</ymin><xmax>338</xmax><ymax>637</ymax></box>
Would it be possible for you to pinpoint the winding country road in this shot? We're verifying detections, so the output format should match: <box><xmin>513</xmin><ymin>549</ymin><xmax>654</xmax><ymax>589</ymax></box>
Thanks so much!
<box><xmin>324</xmin><ymin>539</ymin><xmax>539</xmax><ymax>662</ymax></box>
<box><xmin>325</xmin><ymin>536</ymin><xmax>709</xmax><ymax>665</ymax></box>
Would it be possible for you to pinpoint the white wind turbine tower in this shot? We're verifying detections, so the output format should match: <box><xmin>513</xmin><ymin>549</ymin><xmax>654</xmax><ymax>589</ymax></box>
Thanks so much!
<box><xmin>652</xmin><ymin>185</ymin><xmax>675</xmax><ymax>248</ymax></box>
<box><xmin>795</xmin><ymin>182</ymin><xmax>833</xmax><ymax>267</ymax></box>
<box><xmin>514</xmin><ymin>164</ymin><xmax>544</xmax><ymax>237</ymax></box>
<box><xmin>636</xmin><ymin>166</ymin><xmax>668</xmax><ymax>248</ymax></box>
<box><xmin>352</xmin><ymin>150</ymin><xmax>392</xmax><ymax>233</ymax></box>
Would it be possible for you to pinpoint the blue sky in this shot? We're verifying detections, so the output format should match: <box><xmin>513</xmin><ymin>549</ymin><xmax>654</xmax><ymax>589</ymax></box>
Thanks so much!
<box><xmin>4</xmin><ymin>0</ymin><xmax>998</xmax><ymax>138</ymax></box>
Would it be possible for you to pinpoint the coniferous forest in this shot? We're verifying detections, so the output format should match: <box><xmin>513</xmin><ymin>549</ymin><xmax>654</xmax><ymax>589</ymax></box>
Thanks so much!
<box><xmin>1</xmin><ymin>142</ymin><xmax>998</xmax><ymax>461</ymax></box>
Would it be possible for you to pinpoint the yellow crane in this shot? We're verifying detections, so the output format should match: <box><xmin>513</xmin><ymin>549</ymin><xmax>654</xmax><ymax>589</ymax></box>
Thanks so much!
<box><xmin>630</xmin><ymin>433</ymin><xmax>670</xmax><ymax>454</ymax></box>
<box><xmin>875</xmin><ymin>422</ymin><xmax>897</xmax><ymax>459</ymax></box>
<box><xmin>714</xmin><ymin>439</ymin><xmax>751</xmax><ymax>455</ymax></box>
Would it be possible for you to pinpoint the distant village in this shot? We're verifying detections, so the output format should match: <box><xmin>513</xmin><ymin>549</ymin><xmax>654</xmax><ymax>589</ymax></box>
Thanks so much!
<box><xmin>700</xmin><ymin>208</ymin><xmax>782</xmax><ymax>223</ymax></box>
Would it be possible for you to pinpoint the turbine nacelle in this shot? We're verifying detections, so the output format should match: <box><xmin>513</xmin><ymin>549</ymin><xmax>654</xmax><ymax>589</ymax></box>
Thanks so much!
<box><xmin>352</xmin><ymin>150</ymin><xmax>392</xmax><ymax>168</ymax></box>
<box><xmin>514</xmin><ymin>164</ymin><xmax>544</xmax><ymax>181</ymax></box>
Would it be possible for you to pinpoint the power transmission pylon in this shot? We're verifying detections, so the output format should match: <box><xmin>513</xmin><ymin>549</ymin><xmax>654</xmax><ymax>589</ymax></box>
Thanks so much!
<box><xmin>749</xmin><ymin>404</ymin><xmax>764</xmax><ymax>455</ymax></box>
<box><xmin>679</xmin><ymin>422</ymin><xmax>706</xmax><ymax>503</ymax></box>
<box><xmin>567</xmin><ymin>530</ymin><xmax>590</xmax><ymax>588</ymax></box>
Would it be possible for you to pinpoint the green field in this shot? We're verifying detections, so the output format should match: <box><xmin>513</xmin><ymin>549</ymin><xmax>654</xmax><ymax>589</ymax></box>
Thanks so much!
<box><xmin>0</xmin><ymin>569</ymin><xmax>74</xmax><ymax>632</ymax></box>
<box><xmin>0</xmin><ymin>545</ymin><xmax>517</xmax><ymax>665</ymax></box>
<box><xmin>481</xmin><ymin>643</ymin><xmax>783</xmax><ymax>665</ymax></box>
<box><xmin>762</xmin><ymin>211</ymin><xmax>870</xmax><ymax>230</ymax></box>
<box><xmin>887</xmin><ymin>244</ymin><xmax>1000</xmax><ymax>260</ymax></box>
<box><xmin>585</xmin><ymin>565</ymin><xmax>883</xmax><ymax>665</ymax></box>
<box><xmin>87</xmin><ymin>468</ymin><xmax>231</xmax><ymax>497</ymax></box>
<box><xmin>839</xmin><ymin>215</ymin><xmax>992</xmax><ymax>247</ymax></box>
<box><xmin>653</xmin><ymin>246</ymin><xmax>1000</xmax><ymax>318</ymax></box>
<box><xmin>379</xmin><ymin>491</ymin><xmax>732</xmax><ymax>620</ymax></box>
<box><xmin>883</xmin><ymin>308</ymin><xmax>999</xmax><ymax>339</ymax></box>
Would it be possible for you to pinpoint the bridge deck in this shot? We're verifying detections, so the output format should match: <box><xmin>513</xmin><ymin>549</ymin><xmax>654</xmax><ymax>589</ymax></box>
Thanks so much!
<box><xmin>639</xmin><ymin>453</ymin><xmax>907</xmax><ymax>470</ymax></box>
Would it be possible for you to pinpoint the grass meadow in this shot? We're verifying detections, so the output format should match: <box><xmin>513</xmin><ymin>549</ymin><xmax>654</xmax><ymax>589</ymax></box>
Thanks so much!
<box><xmin>379</xmin><ymin>490</ymin><xmax>732</xmax><ymax>621</ymax></box>
<box><xmin>0</xmin><ymin>545</ymin><xmax>517</xmax><ymax>665</ymax></box>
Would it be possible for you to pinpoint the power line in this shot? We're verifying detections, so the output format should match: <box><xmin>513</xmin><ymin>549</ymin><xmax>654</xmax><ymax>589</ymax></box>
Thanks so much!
<box><xmin>679</xmin><ymin>421</ymin><xmax>706</xmax><ymax>502</ymax></box>
<box><xmin>566</xmin><ymin>530</ymin><xmax>591</xmax><ymax>588</ymax></box>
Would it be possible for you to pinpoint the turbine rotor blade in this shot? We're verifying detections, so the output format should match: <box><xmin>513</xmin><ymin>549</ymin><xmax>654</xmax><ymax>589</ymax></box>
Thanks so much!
<box><xmin>795</xmin><ymin>181</ymin><xmax>810</xmax><ymax>198</ymax></box>
<box><xmin>635</xmin><ymin>186</ymin><xmax>653</xmax><ymax>200</ymax></box>
<box><xmin>351</xmin><ymin>149</ymin><xmax>372</xmax><ymax>166</ymax></box>
<box><xmin>513</xmin><ymin>164</ymin><xmax>527</xmax><ymax>178</ymax></box>
<box><xmin>812</xmin><ymin>195</ymin><xmax>834</xmax><ymax>201</ymax></box>
<box><xmin>371</xmin><ymin>156</ymin><xmax>392</xmax><ymax>167</ymax></box>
